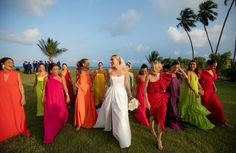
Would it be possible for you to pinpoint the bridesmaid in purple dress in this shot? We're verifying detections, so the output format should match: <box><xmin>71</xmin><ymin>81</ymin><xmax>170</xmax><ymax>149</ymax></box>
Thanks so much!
<box><xmin>165</xmin><ymin>61</ymin><xmax>187</xmax><ymax>129</ymax></box>
<box><xmin>42</xmin><ymin>63</ymin><xmax>69</xmax><ymax>144</ymax></box>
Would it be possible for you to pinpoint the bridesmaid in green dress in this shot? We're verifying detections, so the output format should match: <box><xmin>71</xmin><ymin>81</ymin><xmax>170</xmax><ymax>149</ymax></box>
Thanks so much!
<box><xmin>178</xmin><ymin>60</ymin><xmax>214</xmax><ymax>129</ymax></box>
<box><xmin>126</xmin><ymin>62</ymin><xmax>134</xmax><ymax>94</ymax></box>
<box><xmin>33</xmin><ymin>63</ymin><xmax>48</xmax><ymax>116</ymax></box>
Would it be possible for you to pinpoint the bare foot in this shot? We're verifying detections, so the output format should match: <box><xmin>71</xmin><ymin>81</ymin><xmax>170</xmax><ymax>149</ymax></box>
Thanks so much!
<box><xmin>76</xmin><ymin>127</ymin><xmax>80</xmax><ymax>132</ymax></box>
<box><xmin>157</xmin><ymin>138</ymin><xmax>163</xmax><ymax>150</ymax></box>
<box><xmin>150</xmin><ymin>126</ymin><xmax>157</xmax><ymax>138</ymax></box>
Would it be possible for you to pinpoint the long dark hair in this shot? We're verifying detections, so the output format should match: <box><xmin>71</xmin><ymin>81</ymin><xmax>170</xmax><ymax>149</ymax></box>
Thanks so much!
<box><xmin>188</xmin><ymin>59</ymin><xmax>199</xmax><ymax>76</ymax></box>
<box><xmin>0</xmin><ymin>57</ymin><xmax>13</xmax><ymax>70</ymax></box>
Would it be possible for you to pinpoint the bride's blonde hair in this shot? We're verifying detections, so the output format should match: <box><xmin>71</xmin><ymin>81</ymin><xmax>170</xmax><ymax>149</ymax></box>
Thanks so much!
<box><xmin>111</xmin><ymin>54</ymin><xmax>122</xmax><ymax>64</ymax></box>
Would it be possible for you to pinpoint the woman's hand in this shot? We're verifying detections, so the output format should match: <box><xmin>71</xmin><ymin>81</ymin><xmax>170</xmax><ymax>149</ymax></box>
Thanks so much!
<box><xmin>21</xmin><ymin>95</ymin><xmax>26</xmax><ymax>106</ymax></box>
<box><xmin>66</xmin><ymin>95</ymin><xmax>70</xmax><ymax>103</ymax></box>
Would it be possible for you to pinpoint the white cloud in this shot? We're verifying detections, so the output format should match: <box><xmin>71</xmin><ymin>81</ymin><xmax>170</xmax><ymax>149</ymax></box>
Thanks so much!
<box><xmin>149</xmin><ymin>0</ymin><xmax>222</xmax><ymax>18</ymax></box>
<box><xmin>174</xmin><ymin>50</ymin><xmax>181</xmax><ymax>55</ymax></box>
<box><xmin>13</xmin><ymin>0</ymin><xmax>54</xmax><ymax>16</ymax></box>
<box><xmin>168</xmin><ymin>24</ymin><xmax>223</xmax><ymax>48</ymax></box>
<box><xmin>102</xmin><ymin>9</ymin><xmax>143</xmax><ymax>36</ymax></box>
<box><xmin>122</xmin><ymin>43</ymin><xmax>149</xmax><ymax>52</ymax></box>
<box><xmin>0</xmin><ymin>28</ymin><xmax>41</xmax><ymax>45</ymax></box>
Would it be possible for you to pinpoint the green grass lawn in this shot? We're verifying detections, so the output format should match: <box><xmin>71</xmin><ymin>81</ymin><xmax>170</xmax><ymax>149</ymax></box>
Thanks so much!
<box><xmin>1</xmin><ymin>70</ymin><xmax>236</xmax><ymax>153</ymax></box>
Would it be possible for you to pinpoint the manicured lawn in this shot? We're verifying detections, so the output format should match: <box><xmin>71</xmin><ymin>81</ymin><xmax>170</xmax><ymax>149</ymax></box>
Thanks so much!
<box><xmin>1</xmin><ymin>70</ymin><xmax>236</xmax><ymax>153</ymax></box>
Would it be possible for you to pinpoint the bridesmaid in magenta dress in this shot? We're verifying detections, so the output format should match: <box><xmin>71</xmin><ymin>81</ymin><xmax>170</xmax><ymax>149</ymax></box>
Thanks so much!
<box><xmin>199</xmin><ymin>60</ymin><xmax>228</xmax><ymax>126</ymax></box>
<box><xmin>165</xmin><ymin>61</ymin><xmax>187</xmax><ymax>129</ymax></box>
<box><xmin>135</xmin><ymin>64</ymin><xmax>149</xmax><ymax>126</ymax></box>
<box><xmin>144</xmin><ymin>60</ymin><xmax>172</xmax><ymax>150</ymax></box>
<box><xmin>42</xmin><ymin>63</ymin><xmax>69</xmax><ymax>144</ymax></box>
<box><xmin>61</xmin><ymin>63</ymin><xmax>75</xmax><ymax>106</ymax></box>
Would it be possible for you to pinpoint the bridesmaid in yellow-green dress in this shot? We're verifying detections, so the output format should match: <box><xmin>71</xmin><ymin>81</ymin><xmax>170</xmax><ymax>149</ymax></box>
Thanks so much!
<box><xmin>33</xmin><ymin>63</ymin><xmax>48</xmax><ymax>116</ymax></box>
<box><xmin>93</xmin><ymin>62</ymin><xmax>106</xmax><ymax>107</ymax></box>
<box><xmin>178</xmin><ymin>60</ymin><xmax>214</xmax><ymax>129</ymax></box>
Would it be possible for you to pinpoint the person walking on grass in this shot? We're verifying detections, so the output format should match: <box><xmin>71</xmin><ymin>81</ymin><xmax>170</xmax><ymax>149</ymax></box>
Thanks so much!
<box><xmin>144</xmin><ymin>60</ymin><xmax>172</xmax><ymax>150</ymax></box>
<box><xmin>74</xmin><ymin>59</ymin><xmax>97</xmax><ymax>131</ymax></box>
<box><xmin>33</xmin><ymin>63</ymin><xmax>48</xmax><ymax>116</ymax></box>
<box><xmin>42</xmin><ymin>63</ymin><xmax>69</xmax><ymax>144</ymax></box>
<box><xmin>0</xmin><ymin>57</ymin><xmax>30</xmax><ymax>142</ymax></box>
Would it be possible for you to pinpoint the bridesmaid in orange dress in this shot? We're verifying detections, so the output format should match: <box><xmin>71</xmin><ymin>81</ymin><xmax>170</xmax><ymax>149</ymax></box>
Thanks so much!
<box><xmin>0</xmin><ymin>57</ymin><xmax>30</xmax><ymax>142</ymax></box>
<box><xmin>74</xmin><ymin>58</ymin><xmax>97</xmax><ymax>131</ymax></box>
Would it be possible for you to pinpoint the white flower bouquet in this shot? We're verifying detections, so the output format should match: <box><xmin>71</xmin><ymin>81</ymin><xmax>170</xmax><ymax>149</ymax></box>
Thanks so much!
<box><xmin>128</xmin><ymin>97</ymin><xmax>140</xmax><ymax>111</ymax></box>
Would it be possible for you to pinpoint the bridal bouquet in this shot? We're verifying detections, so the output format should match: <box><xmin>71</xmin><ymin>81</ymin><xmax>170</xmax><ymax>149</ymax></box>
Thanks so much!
<box><xmin>128</xmin><ymin>97</ymin><xmax>140</xmax><ymax>111</ymax></box>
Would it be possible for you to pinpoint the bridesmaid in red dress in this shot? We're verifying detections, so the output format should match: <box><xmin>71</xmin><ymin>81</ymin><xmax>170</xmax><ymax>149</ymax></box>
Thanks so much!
<box><xmin>135</xmin><ymin>64</ymin><xmax>149</xmax><ymax>126</ymax></box>
<box><xmin>144</xmin><ymin>60</ymin><xmax>172</xmax><ymax>150</ymax></box>
<box><xmin>199</xmin><ymin>60</ymin><xmax>228</xmax><ymax>126</ymax></box>
<box><xmin>0</xmin><ymin>57</ymin><xmax>30</xmax><ymax>142</ymax></box>
<box><xmin>61</xmin><ymin>63</ymin><xmax>75</xmax><ymax>106</ymax></box>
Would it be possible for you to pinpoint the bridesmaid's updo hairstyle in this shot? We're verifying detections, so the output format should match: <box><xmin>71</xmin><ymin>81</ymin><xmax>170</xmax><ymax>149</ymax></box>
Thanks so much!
<box><xmin>111</xmin><ymin>54</ymin><xmax>122</xmax><ymax>64</ymax></box>
<box><xmin>139</xmin><ymin>64</ymin><xmax>148</xmax><ymax>75</ymax></box>
<box><xmin>171</xmin><ymin>61</ymin><xmax>180</xmax><ymax>67</ymax></box>
<box><xmin>48</xmin><ymin>63</ymin><xmax>58</xmax><ymax>74</ymax></box>
<box><xmin>62</xmin><ymin>63</ymin><xmax>67</xmax><ymax>67</ymax></box>
<box><xmin>0</xmin><ymin>57</ymin><xmax>13</xmax><ymax>70</ymax></box>
<box><xmin>98</xmin><ymin>62</ymin><xmax>103</xmax><ymax>65</ymax></box>
<box><xmin>207</xmin><ymin>59</ymin><xmax>217</xmax><ymax>66</ymax></box>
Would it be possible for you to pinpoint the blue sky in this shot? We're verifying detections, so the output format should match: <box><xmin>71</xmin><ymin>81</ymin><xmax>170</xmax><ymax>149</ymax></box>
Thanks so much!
<box><xmin>0</xmin><ymin>0</ymin><xmax>235</xmax><ymax>66</ymax></box>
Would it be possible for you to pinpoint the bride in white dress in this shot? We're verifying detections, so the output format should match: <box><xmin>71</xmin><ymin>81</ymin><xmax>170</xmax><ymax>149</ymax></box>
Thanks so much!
<box><xmin>93</xmin><ymin>54</ymin><xmax>132</xmax><ymax>148</ymax></box>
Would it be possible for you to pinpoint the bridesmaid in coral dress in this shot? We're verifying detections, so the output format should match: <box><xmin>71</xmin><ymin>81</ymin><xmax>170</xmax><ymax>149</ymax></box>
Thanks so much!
<box><xmin>33</xmin><ymin>63</ymin><xmax>48</xmax><ymax>116</ymax></box>
<box><xmin>74</xmin><ymin>59</ymin><xmax>97</xmax><ymax>131</ymax></box>
<box><xmin>134</xmin><ymin>64</ymin><xmax>149</xmax><ymax>126</ymax></box>
<box><xmin>144</xmin><ymin>60</ymin><xmax>172</xmax><ymax>150</ymax></box>
<box><xmin>0</xmin><ymin>57</ymin><xmax>30</xmax><ymax>142</ymax></box>
<box><xmin>199</xmin><ymin>60</ymin><xmax>227</xmax><ymax>126</ymax></box>
<box><xmin>42</xmin><ymin>63</ymin><xmax>69</xmax><ymax>144</ymax></box>
<box><xmin>61</xmin><ymin>63</ymin><xmax>75</xmax><ymax>106</ymax></box>
<box><xmin>93</xmin><ymin>62</ymin><xmax>106</xmax><ymax>108</ymax></box>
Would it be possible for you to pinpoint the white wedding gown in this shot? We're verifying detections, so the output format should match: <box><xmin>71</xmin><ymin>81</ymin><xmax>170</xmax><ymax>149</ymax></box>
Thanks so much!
<box><xmin>93</xmin><ymin>75</ymin><xmax>131</xmax><ymax>148</ymax></box>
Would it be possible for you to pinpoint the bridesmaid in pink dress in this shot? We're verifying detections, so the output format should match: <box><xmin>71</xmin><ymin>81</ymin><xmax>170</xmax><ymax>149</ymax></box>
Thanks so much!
<box><xmin>42</xmin><ymin>63</ymin><xmax>69</xmax><ymax>144</ymax></box>
<box><xmin>61</xmin><ymin>63</ymin><xmax>75</xmax><ymax>106</ymax></box>
<box><xmin>135</xmin><ymin>64</ymin><xmax>149</xmax><ymax>126</ymax></box>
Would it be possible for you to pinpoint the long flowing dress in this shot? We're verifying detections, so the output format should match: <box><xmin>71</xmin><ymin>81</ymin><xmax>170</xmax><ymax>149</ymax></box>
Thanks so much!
<box><xmin>35</xmin><ymin>76</ymin><xmax>44</xmax><ymax>116</ymax></box>
<box><xmin>147</xmin><ymin>72</ymin><xmax>172</xmax><ymax>130</ymax></box>
<box><xmin>165</xmin><ymin>76</ymin><xmax>181</xmax><ymax>129</ymax></box>
<box><xmin>94</xmin><ymin>75</ymin><xmax>131</xmax><ymax>148</ymax></box>
<box><xmin>74</xmin><ymin>73</ymin><xmax>97</xmax><ymax>128</ymax></box>
<box><xmin>199</xmin><ymin>69</ymin><xmax>226</xmax><ymax>124</ymax></box>
<box><xmin>64</xmin><ymin>70</ymin><xmax>75</xmax><ymax>106</ymax></box>
<box><xmin>178</xmin><ymin>71</ymin><xmax>214</xmax><ymax>129</ymax></box>
<box><xmin>0</xmin><ymin>70</ymin><xmax>30</xmax><ymax>142</ymax></box>
<box><xmin>44</xmin><ymin>75</ymin><xmax>68</xmax><ymax>144</ymax></box>
<box><xmin>134</xmin><ymin>77</ymin><xmax>149</xmax><ymax>126</ymax></box>
<box><xmin>94</xmin><ymin>72</ymin><xmax>106</xmax><ymax>107</ymax></box>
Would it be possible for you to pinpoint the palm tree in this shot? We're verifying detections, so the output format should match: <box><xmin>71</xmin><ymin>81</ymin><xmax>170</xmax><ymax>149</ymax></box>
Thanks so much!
<box><xmin>233</xmin><ymin>36</ymin><xmax>236</xmax><ymax>63</ymax></box>
<box><xmin>145</xmin><ymin>50</ymin><xmax>162</xmax><ymax>64</ymax></box>
<box><xmin>215</xmin><ymin>0</ymin><xmax>235</xmax><ymax>54</ymax></box>
<box><xmin>177</xmin><ymin>8</ymin><xmax>196</xmax><ymax>59</ymax></box>
<box><xmin>37</xmin><ymin>38</ymin><xmax>67</xmax><ymax>62</ymax></box>
<box><xmin>197</xmin><ymin>0</ymin><xmax>218</xmax><ymax>54</ymax></box>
